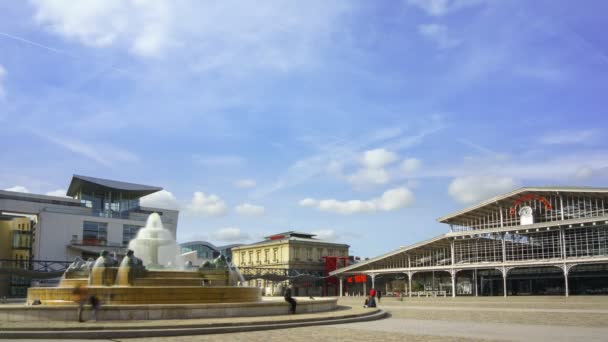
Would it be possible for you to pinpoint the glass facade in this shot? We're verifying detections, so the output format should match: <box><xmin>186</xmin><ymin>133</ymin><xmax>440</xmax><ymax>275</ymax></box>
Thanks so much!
<box><xmin>79</xmin><ymin>193</ymin><xmax>141</xmax><ymax>219</ymax></box>
<box><xmin>181</xmin><ymin>244</ymin><xmax>218</xmax><ymax>259</ymax></box>
<box><xmin>122</xmin><ymin>224</ymin><xmax>142</xmax><ymax>245</ymax></box>
<box><xmin>83</xmin><ymin>221</ymin><xmax>108</xmax><ymax>246</ymax></box>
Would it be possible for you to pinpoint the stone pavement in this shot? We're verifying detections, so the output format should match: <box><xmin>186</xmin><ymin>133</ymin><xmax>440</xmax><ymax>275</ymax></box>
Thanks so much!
<box><xmin>4</xmin><ymin>296</ymin><xmax>608</xmax><ymax>341</ymax></box>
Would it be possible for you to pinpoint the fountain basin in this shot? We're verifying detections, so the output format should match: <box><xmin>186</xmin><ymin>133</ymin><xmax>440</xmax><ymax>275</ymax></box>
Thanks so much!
<box><xmin>6</xmin><ymin>297</ymin><xmax>338</xmax><ymax>321</ymax></box>
<box><xmin>28</xmin><ymin>286</ymin><xmax>262</xmax><ymax>305</ymax></box>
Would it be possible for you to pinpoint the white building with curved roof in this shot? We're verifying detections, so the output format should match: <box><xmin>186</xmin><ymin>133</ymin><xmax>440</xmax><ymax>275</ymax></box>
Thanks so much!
<box><xmin>331</xmin><ymin>187</ymin><xmax>608</xmax><ymax>297</ymax></box>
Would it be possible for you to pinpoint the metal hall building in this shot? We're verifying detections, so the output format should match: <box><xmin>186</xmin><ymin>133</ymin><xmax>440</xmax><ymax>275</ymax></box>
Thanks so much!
<box><xmin>331</xmin><ymin>187</ymin><xmax>608</xmax><ymax>297</ymax></box>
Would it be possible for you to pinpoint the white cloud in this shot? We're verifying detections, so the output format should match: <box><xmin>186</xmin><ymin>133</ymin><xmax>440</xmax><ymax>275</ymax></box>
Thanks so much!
<box><xmin>4</xmin><ymin>186</ymin><xmax>30</xmax><ymax>193</ymax></box>
<box><xmin>401</xmin><ymin>158</ymin><xmax>421</xmax><ymax>174</ymax></box>
<box><xmin>187</xmin><ymin>191</ymin><xmax>227</xmax><ymax>216</ymax></box>
<box><xmin>539</xmin><ymin>130</ymin><xmax>596</xmax><ymax>145</ymax></box>
<box><xmin>448</xmin><ymin>176</ymin><xmax>519</xmax><ymax>204</ymax></box>
<box><xmin>374</xmin><ymin>187</ymin><xmax>415</xmax><ymax>211</ymax></box>
<box><xmin>299</xmin><ymin>198</ymin><xmax>318</xmax><ymax>207</ymax></box>
<box><xmin>31</xmin><ymin>0</ymin><xmax>171</xmax><ymax>57</ymax></box>
<box><xmin>45</xmin><ymin>189</ymin><xmax>68</xmax><ymax>197</ymax></box>
<box><xmin>407</xmin><ymin>0</ymin><xmax>486</xmax><ymax>16</ymax></box>
<box><xmin>418</xmin><ymin>24</ymin><xmax>461</xmax><ymax>49</ymax></box>
<box><xmin>141</xmin><ymin>190</ymin><xmax>180</xmax><ymax>210</ymax></box>
<box><xmin>30</xmin><ymin>0</ymin><xmax>352</xmax><ymax>69</ymax></box>
<box><xmin>233</xmin><ymin>179</ymin><xmax>256</xmax><ymax>189</ymax></box>
<box><xmin>301</xmin><ymin>187</ymin><xmax>415</xmax><ymax>215</ymax></box>
<box><xmin>347</xmin><ymin>148</ymin><xmax>399</xmax><ymax>188</ymax></box>
<box><xmin>234</xmin><ymin>203</ymin><xmax>265</xmax><ymax>216</ymax></box>
<box><xmin>211</xmin><ymin>227</ymin><xmax>250</xmax><ymax>242</ymax></box>
<box><xmin>0</xmin><ymin>64</ymin><xmax>6</xmax><ymax>100</ymax></box>
<box><xmin>361</xmin><ymin>148</ymin><xmax>398</xmax><ymax>169</ymax></box>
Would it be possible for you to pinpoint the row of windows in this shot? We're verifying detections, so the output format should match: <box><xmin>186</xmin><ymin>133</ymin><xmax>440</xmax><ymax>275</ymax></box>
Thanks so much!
<box><xmin>82</xmin><ymin>221</ymin><xmax>142</xmax><ymax>246</ymax></box>
<box><xmin>238</xmin><ymin>246</ymin><xmax>348</xmax><ymax>265</ymax></box>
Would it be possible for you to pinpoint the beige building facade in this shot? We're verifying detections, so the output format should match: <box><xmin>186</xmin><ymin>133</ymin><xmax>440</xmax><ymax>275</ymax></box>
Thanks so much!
<box><xmin>231</xmin><ymin>232</ymin><xmax>349</xmax><ymax>296</ymax></box>
<box><xmin>0</xmin><ymin>215</ymin><xmax>33</xmax><ymax>297</ymax></box>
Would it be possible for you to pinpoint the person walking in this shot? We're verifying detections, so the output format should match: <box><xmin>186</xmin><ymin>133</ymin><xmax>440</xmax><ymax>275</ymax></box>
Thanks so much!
<box><xmin>72</xmin><ymin>284</ymin><xmax>88</xmax><ymax>322</ymax></box>
<box><xmin>377</xmin><ymin>290</ymin><xmax>382</xmax><ymax>303</ymax></box>
<box><xmin>89</xmin><ymin>295</ymin><xmax>101</xmax><ymax>321</ymax></box>
<box><xmin>368</xmin><ymin>287</ymin><xmax>377</xmax><ymax>307</ymax></box>
<box><xmin>284</xmin><ymin>285</ymin><xmax>297</xmax><ymax>314</ymax></box>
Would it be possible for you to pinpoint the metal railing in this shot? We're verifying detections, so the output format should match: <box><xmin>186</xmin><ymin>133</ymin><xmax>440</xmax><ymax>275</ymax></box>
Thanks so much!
<box><xmin>0</xmin><ymin>259</ymin><xmax>71</xmax><ymax>273</ymax></box>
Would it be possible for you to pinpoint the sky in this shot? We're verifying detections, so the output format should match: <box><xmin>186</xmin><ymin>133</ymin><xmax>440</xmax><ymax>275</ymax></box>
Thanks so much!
<box><xmin>1</xmin><ymin>0</ymin><xmax>608</xmax><ymax>258</ymax></box>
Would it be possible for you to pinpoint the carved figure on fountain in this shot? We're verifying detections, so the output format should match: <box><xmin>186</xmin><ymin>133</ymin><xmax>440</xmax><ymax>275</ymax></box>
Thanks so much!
<box><xmin>90</xmin><ymin>250</ymin><xmax>119</xmax><ymax>286</ymax></box>
<box><xmin>116</xmin><ymin>249</ymin><xmax>146</xmax><ymax>286</ymax></box>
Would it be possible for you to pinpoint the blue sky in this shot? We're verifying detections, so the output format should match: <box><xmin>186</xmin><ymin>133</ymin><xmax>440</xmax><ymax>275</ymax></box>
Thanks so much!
<box><xmin>1</xmin><ymin>0</ymin><xmax>608</xmax><ymax>258</ymax></box>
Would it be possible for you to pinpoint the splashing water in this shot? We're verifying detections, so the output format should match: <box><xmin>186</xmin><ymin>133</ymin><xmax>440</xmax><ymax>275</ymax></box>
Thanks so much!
<box><xmin>128</xmin><ymin>213</ymin><xmax>183</xmax><ymax>269</ymax></box>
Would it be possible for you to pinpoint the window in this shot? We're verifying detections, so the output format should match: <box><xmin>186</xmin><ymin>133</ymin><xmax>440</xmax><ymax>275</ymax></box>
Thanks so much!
<box><xmin>273</xmin><ymin>248</ymin><xmax>278</xmax><ymax>262</ymax></box>
<box><xmin>241</xmin><ymin>252</ymin><xmax>246</xmax><ymax>264</ymax></box>
<box><xmin>256</xmin><ymin>250</ymin><xmax>261</xmax><ymax>264</ymax></box>
<box><xmin>83</xmin><ymin>221</ymin><xmax>107</xmax><ymax>246</ymax></box>
<box><xmin>264</xmin><ymin>249</ymin><xmax>269</xmax><ymax>263</ymax></box>
<box><xmin>248</xmin><ymin>251</ymin><xmax>253</xmax><ymax>264</ymax></box>
<box><xmin>122</xmin><ymin>224</ymin><xmax>142</xmax><ymax>245</ymax></box>
<box><xmin>306</xmin><ymin>248</ymin><xmax>312</xmax><ymax>260</ymax></box>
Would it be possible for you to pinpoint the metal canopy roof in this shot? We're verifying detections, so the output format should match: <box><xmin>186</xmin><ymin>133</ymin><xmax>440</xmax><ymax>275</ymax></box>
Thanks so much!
<box><xmin>329</xmin><ymin>233</ymin><xmax>448</xmax><ymax>276</ymax></box>
<box><xmin>66</xmin><ymin>174</ymin><xmax>162</xmax><ymax>198</ymax></box>
<box><xmin>437</xmin><ymin>186</ymin><xmax>608</xmax><ymax>224</ymax></box>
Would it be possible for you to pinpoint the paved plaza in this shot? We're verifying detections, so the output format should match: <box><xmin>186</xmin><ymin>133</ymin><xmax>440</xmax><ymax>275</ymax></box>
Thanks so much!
<box><xmin>3</xmin><ymin>296</ymin><xmax>608</xmax><ymax>341</ymax></box>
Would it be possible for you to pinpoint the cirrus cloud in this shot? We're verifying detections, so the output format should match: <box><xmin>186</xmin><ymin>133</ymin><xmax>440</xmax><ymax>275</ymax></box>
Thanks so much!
<box><xmin>233</xmin><ymin>179</ymin><xmax>256</xmax><ymax>189</ymax></box>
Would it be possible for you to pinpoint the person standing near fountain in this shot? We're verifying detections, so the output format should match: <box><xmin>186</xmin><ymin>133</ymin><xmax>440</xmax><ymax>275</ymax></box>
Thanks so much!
<box><xmin>284</xmin><ymin>285</ymin><xmax>297</xmax><ymax>314</ymax></box>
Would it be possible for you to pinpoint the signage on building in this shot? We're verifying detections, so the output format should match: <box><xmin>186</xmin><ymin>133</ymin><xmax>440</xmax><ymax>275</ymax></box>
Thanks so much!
<box><xmin>509</xmin><ymin>194</ymin><xmax>552</xmax><ymax>216</ymax></box>
<box><xmin>519</xmin><ymin>206</ymin><xmax>534</xmax><ymax>225</ymax></box>
<box><xmin>347</xmin><ymin>275</ymin><xmax>367</xmax><ymax>283</ymax></box>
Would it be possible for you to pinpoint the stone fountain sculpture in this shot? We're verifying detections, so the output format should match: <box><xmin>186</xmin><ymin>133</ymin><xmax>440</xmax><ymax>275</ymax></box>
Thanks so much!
<box><xmin>28</xmin><ymin>212</ymin><xmax>256</xmax><ymax>305</ymax></box>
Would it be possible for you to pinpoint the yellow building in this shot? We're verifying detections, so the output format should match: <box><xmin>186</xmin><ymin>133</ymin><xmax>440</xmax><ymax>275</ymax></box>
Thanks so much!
<box><xmin>0</xmin><ymin>215</ymin><xmax>33</xmax><ymax>298</ymax></box>
<box><xmin>231</xmin><ymin>231</ymin><xmax>349</xmax><ymax>297</ymax></box>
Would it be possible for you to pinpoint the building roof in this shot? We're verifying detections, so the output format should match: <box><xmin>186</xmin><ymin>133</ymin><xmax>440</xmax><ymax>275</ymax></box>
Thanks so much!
<box><xmin>264</xmin><ymin>231</ymin><xmax>316</xmax><ymax>240</ymax></box>
<box><xmin>437</xmin><ymin>186</ymin><xmax>608</xmax><ymax>224</ymax></box>
<box><xmin>329</xmin><ymin>233</ymin><xmax>448</xmax><ymax>276</ymax></box>
<box><xmin>180</xmin><ymin>240</ymin><xmax>218</xmax><ymax>250</ymax></box>
<box><xmin>232</xmin><ymin>235</ymin><xmax>349</xmax><ymax>250</ymax></box>
<box><xmin>66</xmin><ymin>174</ymin><xmax>162</xmax><ymax>198</ymax></box>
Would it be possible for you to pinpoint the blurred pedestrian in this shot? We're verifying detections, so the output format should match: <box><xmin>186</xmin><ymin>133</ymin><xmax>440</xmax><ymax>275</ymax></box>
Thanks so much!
<box><xmin>284</xmin><ymin>285</ymin><xmax>297</xmax><ymax>314</ymax></box>
<box><xmin>89</xmin><ymin>295</ymin><xmax>101</xmax><ymax>321</ymax></box>
<box><xmin>72</xmin><ymin>284</ymin><xmax>88</xmax><ymax>322</ymax></box>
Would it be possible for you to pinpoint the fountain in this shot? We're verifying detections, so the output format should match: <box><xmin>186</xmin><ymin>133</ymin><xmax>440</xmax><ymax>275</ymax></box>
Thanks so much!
<box><xmin>128</xmin><ymin>213</ymin><xmax>181</xmax><ymax>269</ymax></box>
<box><xmin>18</xmin><ymin>213</ymin><xmax>338</xmax><ymax>321</ymax></box>
<box><xmin>27</xmin><ymin>212</ymin><xmax>259</xmax><ymax>306</ymax></box>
